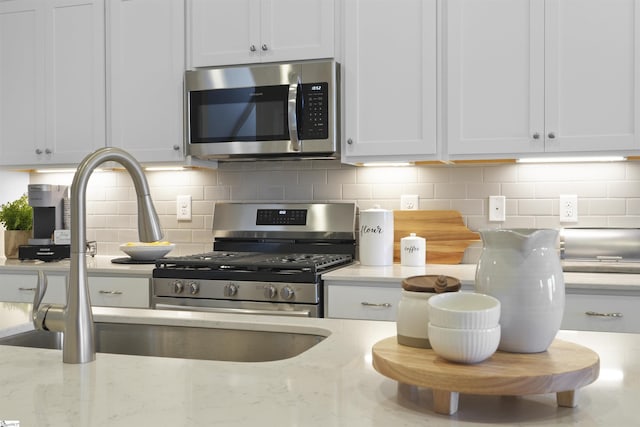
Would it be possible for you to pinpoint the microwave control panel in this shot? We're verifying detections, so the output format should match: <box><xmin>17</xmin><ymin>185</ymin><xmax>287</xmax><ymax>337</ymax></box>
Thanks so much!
<box><xmin>300</xmin><ymin>83</ymin><xmax>329</xmax><ymax>140</ymax></box>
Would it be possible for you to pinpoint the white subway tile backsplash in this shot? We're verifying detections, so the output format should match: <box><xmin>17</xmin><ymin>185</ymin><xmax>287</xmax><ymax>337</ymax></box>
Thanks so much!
<box><xmin>29</xmin><ymin>160</ymin><xmax>640</xmax><ymax>256</ymax></box>
<box><xmin>434</xmin><ymin>183</ymin><xmax>467</xmax><ymax>199</ymax></box>
<box><xmin>356</xmin><ymin>166</ymin><xmax>417</xmax><ymax>184</ymax></box>
<box><xmin>342</xmin><ymin>184</ymin><xmax>372</xmax><ymax>200</ymax></box>
<box><xmin>588</xmin><ymin>199</ymin><xmax>627</xmax><ymax>216</ymax></box>
<box><xmin>502</xmin><ymin>182</ymin><xmax>535</xmax><ymax>198</ymax></box>
<box><xmin>313</xmin><ymin>184</ymin><xmax>342</xmax><ymax>200</ymax></box>
<box><xmin>467</xmin><ymin>182</ymin><xmax>500</xmax><ymax>198</ymax></box>
<box><xmin>518</xmin><ymin>199</ymin><xmax>553</xmax><ymax>216</ymax></box>
<box><xmin>607</xmin><ymin>181</ymin><xmax>640</xmax><ymax>198</ymax></box>
<box><xmin>327</xmin><ymin>168</ymin><xmax>355</xmax><ymax>185</ymax></box>
<box><xmin>483</xmin><ymin>164</ymin><xmax>518</xmax><ymax>182</ymax></box>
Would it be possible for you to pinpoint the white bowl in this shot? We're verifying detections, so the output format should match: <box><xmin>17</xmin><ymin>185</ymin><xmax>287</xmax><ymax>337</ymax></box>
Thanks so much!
<box><xmin>428</xmin><ymin>323</ymin><xmax>501</xmax><ymax>364</ymax></box>
<box><xmin>119</xmin><ymin>242</ymin><xmax>175</xmax><ymax>260</ymax></box>
<box><xmin>428</xmin><ymin>292</ymin><xmax>501</xmax><ymax>329</ymax></box>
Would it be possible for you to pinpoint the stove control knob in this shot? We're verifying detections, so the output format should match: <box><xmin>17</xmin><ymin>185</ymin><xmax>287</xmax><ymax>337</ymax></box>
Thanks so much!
<box><xmin>264</xmin><ymin>284</ymin><xmax>278</xmax><ymax>299</ymax></box>
<box><xmin>281</xmin><ymin>286</ymin><xmax>295</xmax><ymax>300</ymax></box>
<box><xmin>224</xmin><ymin>283</ymin><xmax>238</xmax><ymax>297</ymax></box>
<box><xmin>189</xmin><ymin>282</ymin><xmax>200</xmax><ymax>295</ymax></box>
<box><xmin>172</xmin><ymin>280</ymin><xmax>184</xmax><ymax>294</ymax></box>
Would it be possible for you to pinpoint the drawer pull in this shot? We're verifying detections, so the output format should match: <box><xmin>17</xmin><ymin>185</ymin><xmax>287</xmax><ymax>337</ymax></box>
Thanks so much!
<box><xmin>19</xmin><ymin>287</ymin><xmax>36</xmax><ymax>292</ymax></box>
<box><xmin>361</xmin><ymin>302</ymin><xmax>392</xmax><ymax>308</ymax></box>
<box><xmin>585</xmin><ymin>311</ymin><xmax>623</xmax><ymax>318</ymax></box>
<box><xmin>99</xmin><ymin>290</ymin><xmax>123</xmax><ymax>295</ymax></box>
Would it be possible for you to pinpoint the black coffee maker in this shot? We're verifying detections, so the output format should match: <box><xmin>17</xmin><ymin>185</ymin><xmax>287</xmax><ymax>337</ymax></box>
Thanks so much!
<box><xmin>18</xmin><ymin>184</ymin><xmax>71</xmax><ymax>261</ymax></box>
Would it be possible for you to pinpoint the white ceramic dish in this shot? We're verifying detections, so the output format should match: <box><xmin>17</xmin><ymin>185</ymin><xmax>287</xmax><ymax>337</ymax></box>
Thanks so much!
<box><xmin>428</xmin><ymin>292</ymin><xmax>501</xmax><ymax>330</ymax></box>
<box><xmin>428</xmin><ymin>323</ymin><xmax>501</xmax><ymax>364</ymax></box>
<box><xmin>119</xmin><ymin>243</ymin><xmax>175</xmax><ymax>260</ymax></box>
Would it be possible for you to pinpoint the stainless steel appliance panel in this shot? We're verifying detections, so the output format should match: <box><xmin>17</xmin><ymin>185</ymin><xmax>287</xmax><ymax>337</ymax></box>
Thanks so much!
<box><xmin>185</xmin><ymin>59</ymin><xmax>338</xmax><ymax>160</ymax></box>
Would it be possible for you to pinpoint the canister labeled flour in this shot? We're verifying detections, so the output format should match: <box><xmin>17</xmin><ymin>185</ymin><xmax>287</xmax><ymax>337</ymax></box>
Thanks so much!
<box><xmin>359</xmin><ymin>206</ymin><xmax>394</xmax><ymax>266</ymax></box>
<box><xmin>401</xmin><ymin>233</ymin><xmax>426</xmax><ymax>266</ymax></box>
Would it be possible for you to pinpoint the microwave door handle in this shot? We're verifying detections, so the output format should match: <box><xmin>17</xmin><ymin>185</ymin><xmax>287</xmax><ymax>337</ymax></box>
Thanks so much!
<box><xmin>288</xmin><ymin>80</ymin><xmax>301</xmax><ymax>151</ymax></box>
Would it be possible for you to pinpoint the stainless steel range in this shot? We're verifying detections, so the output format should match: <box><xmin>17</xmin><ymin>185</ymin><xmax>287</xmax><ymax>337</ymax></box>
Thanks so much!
<box><xmin>152</xmin><ymin>202</ymin><xmax>356</xmax><ymax>317</ymax></box>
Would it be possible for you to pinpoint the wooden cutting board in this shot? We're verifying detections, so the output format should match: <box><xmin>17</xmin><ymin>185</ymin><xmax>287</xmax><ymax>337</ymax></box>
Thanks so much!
<box><xmin>393</xmin><ymin>210</ymin><xmax>480</xmax><ymax>264</ymax></box>
<box><xmin>372</xmin><ymin>336</ymin><xmax>600</xmax><ymax>415</ymax></box>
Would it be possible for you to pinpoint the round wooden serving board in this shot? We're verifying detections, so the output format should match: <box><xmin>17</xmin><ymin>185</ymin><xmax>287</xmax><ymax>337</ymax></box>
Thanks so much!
<box><xmin>372</xmin><ymin>336</ymin><xmax>600</xmax><ymax>415</ymax></box>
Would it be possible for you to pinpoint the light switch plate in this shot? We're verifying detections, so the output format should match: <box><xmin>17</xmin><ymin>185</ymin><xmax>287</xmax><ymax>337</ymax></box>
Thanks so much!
<box><xmin>489</xmin><ymin>195</ymin><xmax>506</xmax><ymax>222</ymax></box>
<box><xmin>176</xmin><ymin>195</ymin><xmax>192</xmax><ymax>220</ymax></box>
<box><xmin>400</xmin><ymin>194</ymin><xmax>419</xmax><ymax>210</ymax></box>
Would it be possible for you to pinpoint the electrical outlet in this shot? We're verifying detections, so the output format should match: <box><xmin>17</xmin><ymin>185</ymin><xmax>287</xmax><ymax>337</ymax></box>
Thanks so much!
<box><xmin>400</xmin><ymin>194</ymin><xmax>419</xmax><ymax>210</ymax></box>
<box><xmin>489</xmin><ymin>195</ymin><xmax>506</xmax><ymax>222</ymax></box>
<box><xmin>559</xmin><ymin>194</ymin><xmax>578</xmax><ymax>223</ymax></box>
<box><xmin>176</xmin><ymin>195</ymin><xmax>192</xmax><ymax>220</ymax></box>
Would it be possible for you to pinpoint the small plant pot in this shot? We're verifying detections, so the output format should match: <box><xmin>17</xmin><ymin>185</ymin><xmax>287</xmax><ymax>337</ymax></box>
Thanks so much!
<box><xmin>4</xmin><ymin>230</ymin><xmax>31</xmax><ymax>259</ymax></box>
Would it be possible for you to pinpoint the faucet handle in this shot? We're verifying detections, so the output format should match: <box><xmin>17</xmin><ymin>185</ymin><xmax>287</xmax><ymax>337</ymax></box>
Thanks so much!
<box><xmin>32</xmin><ymin>270</ymin><xmax>48</xmax><ymax>329</ymax></box>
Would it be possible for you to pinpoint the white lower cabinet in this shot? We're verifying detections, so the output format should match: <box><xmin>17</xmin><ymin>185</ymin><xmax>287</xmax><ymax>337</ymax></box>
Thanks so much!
<box><xmin>562</xmin><ymin>292</ymin><xmax>640</xmax><ymax>334</ymax></box>
<box><xmin>326</xmin><ymin>279</ymin><xmax>640</xmax><ymax>334</ymax></box>
<box><xmin>0</xmin><ymin>272</ymin><xmax>150</xmax><ymax>308</ymax></box>
<box><xmin>0</xmin><ymin>273</ymin><xmax>67</xmax><ymax>305</ymax></box>
<box><xmin>325</xmin><ymin>283</ymin><xmax>400</xmax><ymax>321</ymax></box>
<box><xmin>88</xmin><ymin>276</ymin><xmax>150</xmax><ymax>308</ymax></box>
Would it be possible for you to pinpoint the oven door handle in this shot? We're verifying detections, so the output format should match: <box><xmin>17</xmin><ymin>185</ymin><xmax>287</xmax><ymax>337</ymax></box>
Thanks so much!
<box><xmin>155</xmin><ymin>303</ymin><xmax>311</xmax><ymax>317</ymax></box>
<box><xmin>288</xmin><ymin>77</ymin><xmax>301</xmax><ymax>152</ymax></box>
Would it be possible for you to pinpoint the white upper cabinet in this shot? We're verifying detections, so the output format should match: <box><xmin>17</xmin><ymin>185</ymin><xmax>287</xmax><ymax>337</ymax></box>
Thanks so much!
<box><xmin>342</xmin><ymin>0</ymin><xmax>438</xmax><ymax>163</ymax></box>
<box><xmin>107</xmin><ymin>0</ymin><xmax>186</xmax><ymax>163</ymax></box>
<box><xmin>188</xmin><ymin>0</ymin><xmax>334</xmax><ymax>68</ymax></box>
<box><xmin>0</xmin><ymin>1</ymin><xmax>45</xmax><ymax>165</ymax></box>
<box><xmin>445</xmin><ymin>0</ymin><xmax>640</xmax><ymax>159</ymax></box>
<box><xmin>0</xmin><ymin>0</ymin><xmax>105</xmax><ymax>167</ymax></box>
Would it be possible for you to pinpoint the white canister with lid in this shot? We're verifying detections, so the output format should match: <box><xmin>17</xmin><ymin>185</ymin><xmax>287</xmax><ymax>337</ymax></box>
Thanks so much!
<box><xmin>400</xmin><ymin>233</ymin><xmax>426</xmax><ymax>266</ymax></box>
<box><xmin>396</xmin><ymin>275</ymin><xmax>461</xmax><ymax>348</ymax></box>
<box><xmin>359</xmin><ymin>206</ymin><xmax>394</xmax><ymax>266</ymax></box>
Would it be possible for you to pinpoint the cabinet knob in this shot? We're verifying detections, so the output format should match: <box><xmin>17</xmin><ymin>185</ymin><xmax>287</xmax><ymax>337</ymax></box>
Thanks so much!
<box><xmin>532</xmin><ymin>133</ymin><xmax>540</xmax><ymax>140</ymax></box>
<box><xmin>347</xmin><ymin>138</ymin><xmax>353</xmax><ymax>145</ymax></box>
<box><xmin>173</xmin><ymin>144</ymin><xmax>180</xmax><ymax>151</ymax></box>
<box><xmin>261</xmin><ymin>44</ymin><xmax>268</xmax><ymax>51</ymax></box>
<box><xmin>35</xmin><ymin>148</ymin><xmax>43</xmax><ymax>155</ymax></box>
<box><xmin>249</xmin><ymin>44</ymin><xmax>257</xmax><ymax>52</ymax></box>
<box><xmin>45</xmin><ymin>148</ymin><xmax>52</xmax><ymax>154</ymax></box>
<box><xmin>548</xmin><ymin>132</ymin><xmax>556</xmax><ymax>139</ymax></box>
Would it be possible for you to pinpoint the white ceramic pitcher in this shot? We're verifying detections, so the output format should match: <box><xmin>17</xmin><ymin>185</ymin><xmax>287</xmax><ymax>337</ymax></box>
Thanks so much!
<box><xmin>475</xmin><ymin>229</ymin><xmax>565</xmax><ymax>353</ymax></box>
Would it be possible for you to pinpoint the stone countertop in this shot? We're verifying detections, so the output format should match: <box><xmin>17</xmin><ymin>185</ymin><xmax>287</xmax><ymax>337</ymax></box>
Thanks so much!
<box><xmin>0</xmin><ymin>255</ymin><xmax>153</xmax><ymax>277</ymax></box>
<box><xmin>322</xmin><ymin>263</ymin><xmax>640</xmax><ymax>293</ymax></box>
<box><xmin>0</xmin><ymin>303</ymin><xmax>638</xmax><ymax>426</ymax></box>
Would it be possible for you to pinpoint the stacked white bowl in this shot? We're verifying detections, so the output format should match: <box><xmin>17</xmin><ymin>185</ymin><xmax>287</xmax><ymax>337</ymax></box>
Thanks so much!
<box><xmin>427</xmin><ymin>292</ymin><xmax>501</xmax><ymax>364</ymax></box>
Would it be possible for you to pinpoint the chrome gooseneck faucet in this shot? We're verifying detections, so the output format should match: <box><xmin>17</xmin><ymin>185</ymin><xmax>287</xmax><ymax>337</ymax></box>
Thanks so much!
<box><xmin>32</xmin><ymin>147</ymin><xmax>163</xmax><ymax>363</ymax></box>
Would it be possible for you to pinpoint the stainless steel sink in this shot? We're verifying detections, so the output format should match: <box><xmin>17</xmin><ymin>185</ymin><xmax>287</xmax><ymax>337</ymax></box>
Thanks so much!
<box><xmin>0</xmin><ymin>322</ymin><xmax>326</xmax><ymax>362</ymax></box>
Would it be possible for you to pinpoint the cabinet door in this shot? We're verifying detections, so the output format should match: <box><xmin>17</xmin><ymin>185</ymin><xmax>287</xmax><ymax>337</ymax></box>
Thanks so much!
<box><xmin>343</xmin><ymin>0</ymin><xmax>437</xmax><ymax>162</ymax></box>
<box><xmin>188</xmin><ymin>0</ymin><xmax>259</xmax><ymax>67</ymax></box>
<box><xmin>261</xmin><ymin>0</ymin><xmax>334</xmax><ymax>63</ymax></box>
<box><xmin>108</xmin><ymin>0</ymin><xmax>186</xmax><ymax>162</ymax></box>
<box><xmin>445</xmin><ymin>0</ymin><xmax>545</xmax><ymax>157</ymax></box>
<box><xmin>0</xmin><ymin>0</ymin><xmax>46</xmax><ymax>166</ymax></box>
<box><xmin>563</xmin><ymin>293</ymin><xmax>640</xmax><ymax>333</ymax></box>
<box><xmin>326</xmin><ymin>284</ymin><xmax>400</xmax><ymax>321</ymax></box>
<box><xmin>44</xmin><ymin>0</ymin><xmax>105</xmax><ymax>164</ymax></box>
<box><xmin>0</xmin><ymin>273</ymin><xmax>66</xmax><ymax>305</ymax></box>
<box><xmin>89</xmin><ymin>276</ymin><xmax>150</xmax><ymax>308</ymax></box>
<box><xmin>544</xmin><ymin>0</ymin><xmax>640</xmax><ymax>153</ymax></box>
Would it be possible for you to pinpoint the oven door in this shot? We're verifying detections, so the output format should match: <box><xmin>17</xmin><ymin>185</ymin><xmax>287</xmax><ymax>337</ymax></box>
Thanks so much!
<box><xmin>153</xmin><ymin>297</ymin><xmax>320</xmax><ymax>318</ymax></box>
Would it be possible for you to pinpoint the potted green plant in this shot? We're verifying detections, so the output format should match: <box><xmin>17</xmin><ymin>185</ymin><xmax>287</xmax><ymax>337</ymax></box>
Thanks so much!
<box><xmin>0</xmin><ymin>194</ymin><xmax>33</xmax><ymax>259</ymax></box>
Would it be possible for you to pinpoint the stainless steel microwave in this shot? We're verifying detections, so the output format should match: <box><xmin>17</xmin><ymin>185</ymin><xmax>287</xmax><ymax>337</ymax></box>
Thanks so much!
<box><xmin>185</xmin><ymin>60</ymin><xmax>339</xmax><ymax>161</ymax></box>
